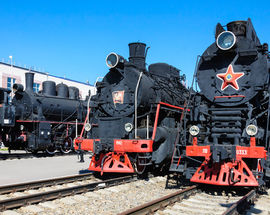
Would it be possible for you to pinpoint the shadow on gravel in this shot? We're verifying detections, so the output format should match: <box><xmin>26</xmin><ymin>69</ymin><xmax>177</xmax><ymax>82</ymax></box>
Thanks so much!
<box><xmin>165</xmin><ymin>173</ymin><xmax>192</xmax><ymax>189</ymax></box>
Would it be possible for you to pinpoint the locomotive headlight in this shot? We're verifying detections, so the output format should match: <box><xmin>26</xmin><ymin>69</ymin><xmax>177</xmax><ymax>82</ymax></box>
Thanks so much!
<box><xmin>47</xmin><ymin>132</ymin><xmax>50</xmax><ymax>135</ymax></box>
<box><xmin>246</xmin><ymin>124</ymin><xmax>258</xmax><ymax>136</ymax></box>
<box><xmin>106</xmin><ymin>52</ymin><xmax>125</xmax><ymax>68</ymax></box>
<box><xmin>216</xmin><ymin>31</ymin><xmax>236</xmax><ymax>50</ymax></box>
<box><xmin>84</xmin><ymin>123</ymin><xmax>92</xmax><ymax>132</ymax></box>
<box><xmin>189</xmin><ymin>125</ymin><xmax>200</xmax><ymax>136</ymax></box>
<box><xmin>125</xmin><ymin>123</ymin><xmax>133</xmax><ymax>132</ymax></box>
<box><xmin>41</xmin><ymin>131</ymin><xmax>44</xmax><ymax>135</ymax></box>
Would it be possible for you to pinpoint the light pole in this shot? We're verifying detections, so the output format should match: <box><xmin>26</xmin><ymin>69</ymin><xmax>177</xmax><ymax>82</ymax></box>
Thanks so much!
<box><xmin>9</xmin><ymin>55</ymin><xmax>13</xmax><ymax>66</ymax></box>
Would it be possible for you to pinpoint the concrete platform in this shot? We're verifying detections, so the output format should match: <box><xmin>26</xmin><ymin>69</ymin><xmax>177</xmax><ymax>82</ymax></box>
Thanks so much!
<box><xmin>0</xmin><ymin>154</ymin><xmax>91</xmax><ymax>186</ymax></box>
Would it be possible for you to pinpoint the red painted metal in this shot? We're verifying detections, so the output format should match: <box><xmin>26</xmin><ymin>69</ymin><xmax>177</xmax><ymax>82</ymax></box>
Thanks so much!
<box><xmin>151</xmin><ymin>103</ymin><xmax>161</xmax><ymax>141</ymax></box>
<box><xmin>191</xmin><ymin>160</ymin><xmax>259</xmax><ymax>186</ymax></box>
<box><xmin>187</xmin><ymin>138</ymin><xmax>267</xmax><ymax>160</ymax></box>
<box><xmin>114</xmin><ymin>139</ymin><xmax>153</xmax><ymax>153</ymax></box>
<box><xmin>89</xmin><ymin>153</ymin><xmax>134</xmax><ymax>174</ymax></box>
<box><xmin>16</xmin><ymin>120</ymin><xmax>84</xmax><ymax>125</ymax></box>
<box><xmin>20</xmin><ymin>132</ymin><xmax>27</xmax><ymax>142</ymax></box>
<box><xmin>186</xmin><ymin>145</ymin><xmax>211</xmax><ymax>158</ymax></box>
<box><xmin>214</xmin><ymin>95</ymin><xmax>245</xmax><ymax>99</ymax></box>
<box><xmin>187</xmin><ymin>137</ymin><xmax>267</xmax><ymax>186</ymax></box>
<box><xmin>74</xmin><ymin>138</ymin><xmax>99</xmax><ymax>152</ymax></box>
<box><xmin>192</xmin><ymin>137</ymin><xmax>198</xmax><ymax>146</ymax></box>
<box><xmin>159</xmin><ymin>101</ymin><xmax>190</xmax><ymax>111</ymax></box>
<box><xmin>152</xmin><ymin>102</ymin><xmax>189</xmax><ymax>141</ymax></box>
<box><xmin>177</xmin><ymin>156</ymin><xmax>182</xmax><ymax>166</ymax></box>
<box><xmin>250</xmin><ymin>136</ymin><xmax>256</xmax><ymax>147</ymax></box>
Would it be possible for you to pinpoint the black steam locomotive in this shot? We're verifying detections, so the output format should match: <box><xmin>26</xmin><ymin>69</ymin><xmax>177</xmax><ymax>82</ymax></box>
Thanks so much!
<box><xmin>180</xmin><ymin>19</ymin><xmax>270</xmax><ymax>187</ymax></box>
<box><xmin>75</xmin><ymin>42</ymin><xmax>188</xmax><ymax>174</ymax></box>
<box><xmin>0</xmin><ymin>72</ymin><xmax>88</xmax><ymax>154</ymax></box>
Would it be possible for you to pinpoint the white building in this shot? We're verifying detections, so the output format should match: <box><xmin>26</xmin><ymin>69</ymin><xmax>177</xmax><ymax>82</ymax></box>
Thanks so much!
<box><xmin>0</xmin><ymin>62</ymin><xmax>95</xmax><ymax>100</ymax></box>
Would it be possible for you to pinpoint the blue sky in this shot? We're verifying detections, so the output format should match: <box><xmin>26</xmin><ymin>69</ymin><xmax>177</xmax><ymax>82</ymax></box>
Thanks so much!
<box><xmin>0</xmin><ymin>0</ymin><xmax>269</xmax><ymax>85</ymax></box>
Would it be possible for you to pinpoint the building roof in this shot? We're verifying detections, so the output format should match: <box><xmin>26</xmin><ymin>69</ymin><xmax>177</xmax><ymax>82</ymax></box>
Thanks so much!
<box><xmin>0</xmin><ymin>62</ymin><xmax>94</xmax><ymax>87</ymax></box>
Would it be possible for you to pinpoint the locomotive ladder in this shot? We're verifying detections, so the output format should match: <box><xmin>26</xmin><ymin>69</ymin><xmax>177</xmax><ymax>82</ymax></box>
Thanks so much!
<box><xmin>169</xmin><ymin>56</ymin><xmax>200</xmax><ymax>173</ymax></box>
<box><xmin>169</xmin><ymin>103</ymin><xmax>188</xmax><ymax>173</ymax></box>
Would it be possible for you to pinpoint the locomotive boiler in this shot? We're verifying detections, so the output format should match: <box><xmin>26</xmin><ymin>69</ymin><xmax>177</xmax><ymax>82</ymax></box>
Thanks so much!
<box><xmin>181</xmin><ymin>18</ymin><xmax>270</xmax><ymax>187</ymax></box>
<box><xmin>75</xmin><ymin>42</ymin><xmax>188</xmax><ymax>174</ymax></box>
<box><xmin>0</xmin><ymin>72</ymin><xmax>88</xmax><ymax>153</ymax></box>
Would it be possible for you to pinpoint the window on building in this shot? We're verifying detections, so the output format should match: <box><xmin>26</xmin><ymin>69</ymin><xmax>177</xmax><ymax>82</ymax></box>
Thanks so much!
<box><xmin>33</xmin><ymin>83</ymin><xmax>40</xmax><ymax>93</ymax></box>
<box><xmin>7</xmin><ymin>77</ymin><xmax>16</xmax><ymax>90</ymax></box>
<box><xmin>7</xmin><ymin>77</ymin><xmax>16</xmax><ymax>103</ymax></box>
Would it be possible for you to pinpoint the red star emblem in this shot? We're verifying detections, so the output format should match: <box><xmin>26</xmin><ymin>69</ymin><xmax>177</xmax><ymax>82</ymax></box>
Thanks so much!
<box><xmin>216</xmin><ymin>64</ymin><xmax>244</xmax><ymax>91</ymax></box>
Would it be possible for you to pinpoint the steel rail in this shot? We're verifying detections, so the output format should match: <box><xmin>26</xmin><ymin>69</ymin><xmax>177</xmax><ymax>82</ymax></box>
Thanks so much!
<box><xmin>222</xmin><ymin>189</ymin><xmax>257</xmax><ymax>215</ymax></box>
<box><xmin>0</xmin><ymin>175</ymin><xmax>136</xmax><ymax>211</ymax></box>
<box><xmin>118</xmin><ymin>185</ymin><xmax>198</xmax><ymax>215</ymax></box>
<box><xmin>0</xmin><ymin>173</ymin><xmax>94</xmax><ymax>195</ymax></box>
<box><xmin>0</xmin><ymin>151</ymin><xmax>77</xmax><ymax>160</ymax></box>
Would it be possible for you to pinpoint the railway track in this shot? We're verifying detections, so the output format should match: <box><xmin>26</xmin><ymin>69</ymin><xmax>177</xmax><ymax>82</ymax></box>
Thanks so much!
<box><xmin>1</xmin><ymin>174</ymin><xmax>262</xmax><ymax>215</ymax></box>
<box><xmin>119</xmin><ymin>186</ymin><xmax>258</xmax><ymax>215</ymax></box>
<box><xmin>1</xmin><ymin>175</ymin><xmax>180</xmax><ymax>214</ymax></box>
<box><xmin>0</xmin><ymin>173</ymin><xmax>94</xmax><ymax>195</ymax></box>
<box><xmin>0</xmin><ymin>174</ymin><xmax>136</xmax><ymax>212</ymax></box>
<box><xmin>119</xmin><ymin>185</ymin><xmax>198</xmax><ymax>215</ymax></box>
<box><xmin>0</xmin><ymin>151</ymin><xmax>79</xmax><ymax>160</ymax></box>
<box><xmin>245</xmin><ymin>188</ymin><xmax>270</xmax><ymax>214</ymax></box>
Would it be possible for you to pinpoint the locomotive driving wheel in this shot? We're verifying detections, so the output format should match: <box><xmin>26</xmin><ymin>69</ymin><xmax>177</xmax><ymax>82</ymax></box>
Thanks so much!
<box><xmin>60</xmin><ymin>137</ymin><xmax>72</xmax><ymax>154</ymax></box>
<box><xmin>134</xmin><ymin>153</ymin><xmax>147</xmax><ymax>175</ymax></box>
<box><xmin>46</xmin><ymin>144</ymin><xmax>57</xmax><ymax>155</ymax></box>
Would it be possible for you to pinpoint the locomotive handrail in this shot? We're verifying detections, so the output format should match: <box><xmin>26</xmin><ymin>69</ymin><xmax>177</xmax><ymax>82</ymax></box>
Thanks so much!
<box><xmin>80</xmin><ymin>107</ymin><xmax>91</xmax><ymax>137</ymax></box>
<box><xmin>151</xmin><ymin>102</ymin><xmax>190</xmax><ymax>141</ymax></box>
<box><xmin>134</xmin><ymin>72</ymin><xmax>143</xmax><ymax>139</ymax></box>
<box><xmin>16</xmin><ymin>120</ymin><xmax>84</xmax><ymax>125</ymax></box>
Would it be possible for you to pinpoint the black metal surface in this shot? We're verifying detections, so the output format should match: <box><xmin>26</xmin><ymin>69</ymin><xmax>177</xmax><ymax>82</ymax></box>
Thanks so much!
<box><xmin>197</xmin><ymin>18</ymin><xmax>269</xmax><ymax>107</ymax></box>
<box><xmin>0</xmin><ymin>71</ymin><xmax>88</xmax><ymax>152</ymax></box>
<box><xmin>0</xmin><ymin>175</ymin><xmax>136</xmax><ymax>211</ymax></box>
<box><xmin>88</xmin><ymin>42</ymin><xmax>188</xmax><ymax>171</ymax></box>
<box><xmin>184</xmin><ymin>19</ymin><xmax>270</xmax><ymax>185</ymax></box>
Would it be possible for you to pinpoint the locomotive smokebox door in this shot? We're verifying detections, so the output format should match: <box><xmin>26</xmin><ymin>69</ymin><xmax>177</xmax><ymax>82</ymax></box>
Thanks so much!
<box><xmin>38</xmin><ymin>122</ymin><xmax>51</xmax><ymax>148</ymax></box>
<box><xmin>28</xmin><ymin>122</ymin><xmax>51</xmax><ymax>151</ymax></box>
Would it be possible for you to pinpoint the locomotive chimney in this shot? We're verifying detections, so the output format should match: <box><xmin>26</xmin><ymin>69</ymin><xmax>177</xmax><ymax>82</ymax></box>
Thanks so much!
<box><xmin>128</xmin><ymin>42</ymin><xmax>147</xmax><ymax>70</ymax></box>
<box><xmin>25</xmin><ymin>72</ymin><xmax>34</xmax><ymax>93</ymax></box>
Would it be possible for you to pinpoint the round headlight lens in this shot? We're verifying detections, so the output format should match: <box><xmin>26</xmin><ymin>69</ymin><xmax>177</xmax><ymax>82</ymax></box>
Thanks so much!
<box><xmin>216</xmin><ymin>31</ymin><xmax>236</xmax><ymax>50</ymax></box>
<box><xmin>246</xmin><ymin>124</ymin><xmax>258</xmax><ymax>136</ymax></box>
<box><xmin>189</xmin><ymin>125</ymin><xmax>200</xmax><ymax>136</ymax></box>
<box><xmin>84</xmin><ymin>123</ymin><xmax>92</xmax><ymax>132</ymax></box>
<box><xmin>106</xmin><ymin>52</ymin><xmax>119</xmax><ymax>68</ymax></box>
<box><xmin>125</xmin><ymin>123</ymin><xmax>133</xmax><ymax>132</ymax></box>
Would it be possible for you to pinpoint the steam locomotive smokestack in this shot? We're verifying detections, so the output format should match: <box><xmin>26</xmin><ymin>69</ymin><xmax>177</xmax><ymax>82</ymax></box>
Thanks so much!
<box><xmin>128</xmin><ymin>42</ymin><xmax>146</xmax><ymax>70</ymax></box>
<box><xmin>25</xmin><ymin>72</ymin><xmax>34</xmax><ymax>93</ymax></box>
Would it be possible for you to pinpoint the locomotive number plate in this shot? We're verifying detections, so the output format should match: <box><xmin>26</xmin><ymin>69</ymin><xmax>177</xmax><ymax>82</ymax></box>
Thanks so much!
<box><xmin>202</xmin><ymin>148</ymin><xmax>208</xmax><ymax>153</ymax></box>
<box><xmin>236</xmin><ymin>150</ymin><xmax>247</xmax><ymax>155</ymax></box>
<box><xmin>112</xmin><ymin>91</ymin><xmax>125</xmax><ymax>105</ymax></box>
